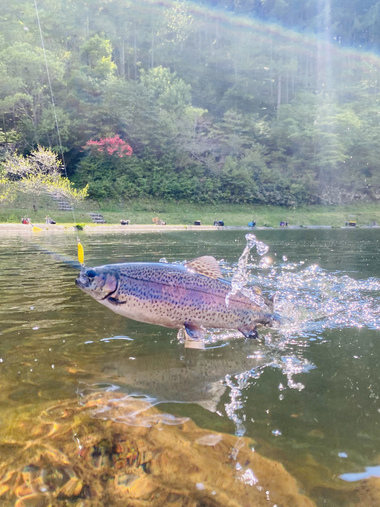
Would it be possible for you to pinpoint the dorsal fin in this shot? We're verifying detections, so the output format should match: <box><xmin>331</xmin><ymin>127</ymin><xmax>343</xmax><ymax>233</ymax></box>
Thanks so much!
<box><xmin>185</xmin><ymin>256</ymin><xmax>222</xmax><ymax>279</ymax></box>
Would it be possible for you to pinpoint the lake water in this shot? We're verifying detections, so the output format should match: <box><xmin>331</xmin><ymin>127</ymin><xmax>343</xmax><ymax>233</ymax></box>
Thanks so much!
<box><xmin>1</xmin><ymin>228</ymin><xmax>380</xmax><ymax>506</ymax></box>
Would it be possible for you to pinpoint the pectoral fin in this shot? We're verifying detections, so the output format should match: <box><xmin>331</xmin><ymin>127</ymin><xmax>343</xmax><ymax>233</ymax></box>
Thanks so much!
<box><xmin>184</xmin><ymin>323</ymin><xmax>205</xmax><ymax>341</ymax></box>
<box><xmin>107</xmin><ymin>296</ymin><xmax>126</xmax><ymax>306</ymax></box>
<box><xmin>238</xmin><ymin>326</ymin><xmax>259</xmax><ymax>339</ymax></box>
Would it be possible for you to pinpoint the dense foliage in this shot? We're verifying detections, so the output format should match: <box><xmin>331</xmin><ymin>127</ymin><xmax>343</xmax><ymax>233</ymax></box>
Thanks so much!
<box><xmin>1</xmin><ymin>0</ymin><xmax>380</xmax><ymax>205</ymax></box>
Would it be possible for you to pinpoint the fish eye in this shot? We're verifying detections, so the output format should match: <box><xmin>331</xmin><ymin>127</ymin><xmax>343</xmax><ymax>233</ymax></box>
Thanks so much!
<box><xmin>86</xmin><ymin>269</ymin><xmax>97</xmax><ymax>279</ymax></box>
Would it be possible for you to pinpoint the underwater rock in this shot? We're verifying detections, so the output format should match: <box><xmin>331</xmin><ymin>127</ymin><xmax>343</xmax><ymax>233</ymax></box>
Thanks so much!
<box><xmin>354</xmin><ymin>477</ymin><xmax>380</xmax><ymax>507</ymax></box>
<box><xmin>0</xmin><ymin>391</ymin><xmax>315</xmax><ymax>507</ymax></box>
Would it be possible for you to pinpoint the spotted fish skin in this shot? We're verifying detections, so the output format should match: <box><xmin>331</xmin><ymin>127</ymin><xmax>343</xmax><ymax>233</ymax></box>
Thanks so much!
<box><xmin>76</xmin><ymin>261</ymin><xmax>276</xmax><ymax>338</ymax></box>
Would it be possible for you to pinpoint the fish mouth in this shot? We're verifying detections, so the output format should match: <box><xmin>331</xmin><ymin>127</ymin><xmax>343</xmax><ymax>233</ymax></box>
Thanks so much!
<box><xmin>75</xmin><ymin>270</ymin><xmax>120</xmax><ymax>300</ymax></box>
<box><xmin>75</xmin><ymin>268</ymin><xmax>91</xmax><ymax>290</ymax></box>
<box><xmin>75</xmin><ymin>277</ymin><xmax>87</xmax><ymax>290</ymax></box>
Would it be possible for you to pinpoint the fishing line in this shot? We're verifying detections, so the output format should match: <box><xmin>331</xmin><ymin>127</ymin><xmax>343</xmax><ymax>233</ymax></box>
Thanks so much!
<box><xmin>34</xmin><ymin>0</ymin><xmax>85</xmax><ymax>266</ymax></box>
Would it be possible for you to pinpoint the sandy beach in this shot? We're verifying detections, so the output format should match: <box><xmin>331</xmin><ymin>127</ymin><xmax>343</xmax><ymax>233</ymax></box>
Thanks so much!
<box><xmin>0</xmin><ymin>223</ymin><xmax>222</xmax><ymax>234</ymax></box>
<box><xmin>2</xmin><ymin>223</ymin><xmax>373</xmax><ymax>235</ymax></box>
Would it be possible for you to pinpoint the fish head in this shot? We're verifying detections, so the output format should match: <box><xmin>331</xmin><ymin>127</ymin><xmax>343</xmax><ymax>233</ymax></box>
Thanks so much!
<box><xmin>76</xmin><ymin>266</ymin><xmax>119</xmax><ymax>301</ymax></box>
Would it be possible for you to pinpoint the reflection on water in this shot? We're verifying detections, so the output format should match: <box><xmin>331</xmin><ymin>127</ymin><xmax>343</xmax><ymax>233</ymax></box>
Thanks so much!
<box><xmin>341</xmin><ymin>466</ymin><xmax>380</xmax><ymax>482</ymax></box>
<box><xmin>1</xmin><ymin>229</ymin><xmax>380</xmax><ymax>505</ymax></box>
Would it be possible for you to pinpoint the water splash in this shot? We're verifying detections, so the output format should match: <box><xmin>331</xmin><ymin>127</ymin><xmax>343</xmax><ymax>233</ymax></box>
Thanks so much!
<box><xmin>256</xmin><ymin>240</ymin><xmax>269</xmax><ymax>257</ymax></box>
<box><xmin>223</xmin><ymin>367</ymin><xmax>264</xmax><ymax>437</ymax></box>
<box><xmin>219</xmin><ymin>252</ymin><xmax>380</xmax><ymax>447</ymax></box>
<box><xmin>225</xmin><ymin>234</ymin><xmax>269</xmax><ymax>308</ymax></box>
<box><xmin>221</xmin><ymin>256</ymin><xmax>380</xmax><ymax>339</ymax></box>
<box><xmin>271</xmin><ymin>265</ymin><xmax>380</xmax><ymax>338</ymax></box>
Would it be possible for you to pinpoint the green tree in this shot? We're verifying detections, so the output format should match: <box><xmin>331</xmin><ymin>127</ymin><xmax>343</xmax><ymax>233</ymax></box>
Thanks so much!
<box><xmin>0</xmin><ymin>42</ymin><xmax>65</xmax><ymax>149</ymax></box>
<box><xmin>80</xmin><ymin>34</ymin><xmax>116</xmax><ymax>80</ymax></box>
<box><xmin>0</xmin><ymin>146</ymin><xmax>88</xmax><ymax>208</ymax></box>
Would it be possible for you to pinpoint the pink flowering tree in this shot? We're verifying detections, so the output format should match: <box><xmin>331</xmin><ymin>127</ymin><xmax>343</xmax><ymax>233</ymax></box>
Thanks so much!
<box><xmin>83</xmin><ymin>135</ymin><xmax>133</xmax><ymax>158</ymax></box>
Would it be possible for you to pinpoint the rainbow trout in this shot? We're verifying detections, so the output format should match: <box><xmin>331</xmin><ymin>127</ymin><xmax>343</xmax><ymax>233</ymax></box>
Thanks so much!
<box><xmin>76</xmin><ymin>256</ymin><xmax>277</xmax><ymax>339</ymax></box>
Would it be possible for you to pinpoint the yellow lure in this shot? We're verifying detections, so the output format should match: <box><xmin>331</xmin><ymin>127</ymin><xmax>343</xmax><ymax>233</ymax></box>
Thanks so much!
<box><xmin>78</xmin><ymin>241</ymin><xmax>84</xmax><ymax>265</ymax></box>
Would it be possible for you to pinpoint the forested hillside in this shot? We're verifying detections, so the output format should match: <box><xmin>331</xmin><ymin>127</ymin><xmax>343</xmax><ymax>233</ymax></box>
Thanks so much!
<box><xmin>1</xmin><ymin>0</ymin><xmax>380</xmax><ymax>205</ymax></box>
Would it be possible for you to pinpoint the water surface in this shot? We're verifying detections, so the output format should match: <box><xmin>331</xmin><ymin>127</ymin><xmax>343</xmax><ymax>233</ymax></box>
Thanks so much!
<box><xmin>1</xmin><ymin>228</ymin><xmax>380</xmax><ymax>505</ymax></box>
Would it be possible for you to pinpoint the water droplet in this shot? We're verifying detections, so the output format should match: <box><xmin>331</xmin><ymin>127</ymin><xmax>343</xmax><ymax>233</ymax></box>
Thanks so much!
<box><xmin>256</xmin><ymin>241</ymin><xmax>269</xmax><ymax>256</ymax></box>
<box><xmin>32</xmin><ymin>326</ymin><xmax>39</xmax><ymax>330</ymax></box>
<box><xmin>272</xmin><ymin>429</ymin><xmax>282</xmax><ymax>436</ymax></box>
<box><xmin>238</xmin><ymin>467</ymin><xmax>259</xmax><ymax>486</ymax></box>
<box><xmin>245</xmin><ymin>233</ymin><xmax>256</xmax><ymax>247</ymax></box>
<box><xmin>265</xmin><ymin>335</ymin><xmax>272</xmax><ymax>345</ymax></box>
<box><xmin>282</xmin><ymin>255</ymin><xmax>287</xmax><ymax>261</ymax></box>
<box><xmin>159</xmin><ymin>257</ymin><xmax>168</xmax><ymax>263</ymax></box>
<box><xmin>259</xmin><ymin>256</ymin><xmax>272</xmax><ymax>268</ymax></box>
<box><xmin>338</xmin><ymin>452</ymin><xmax>348</xmax><ymax>458</ymax></box>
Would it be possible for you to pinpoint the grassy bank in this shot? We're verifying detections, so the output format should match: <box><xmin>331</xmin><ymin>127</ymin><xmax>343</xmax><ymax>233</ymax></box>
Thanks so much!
<box><xmin>1</xmin><ymin>197</ymin><xmax>379</xmax><ymax>228</ymax></box>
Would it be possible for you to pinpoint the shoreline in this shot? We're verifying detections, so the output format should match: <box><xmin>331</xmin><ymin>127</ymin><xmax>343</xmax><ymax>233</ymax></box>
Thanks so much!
<box><xmin>0</xmin><ymin>223</ymin><xmax>378</xmax><ymax>234</ymax></box>
<box><xmin>0</xmin><ymin>223</ymin><xmax>220</xmax><ymax>234</ymax></box>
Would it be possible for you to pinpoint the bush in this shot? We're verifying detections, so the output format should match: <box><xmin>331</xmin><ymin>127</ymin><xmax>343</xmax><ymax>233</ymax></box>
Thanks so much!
<box><xmin>73</xmin><ymin>148</ymin><xmax>317</xmax><ymax>206</ymax></box>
